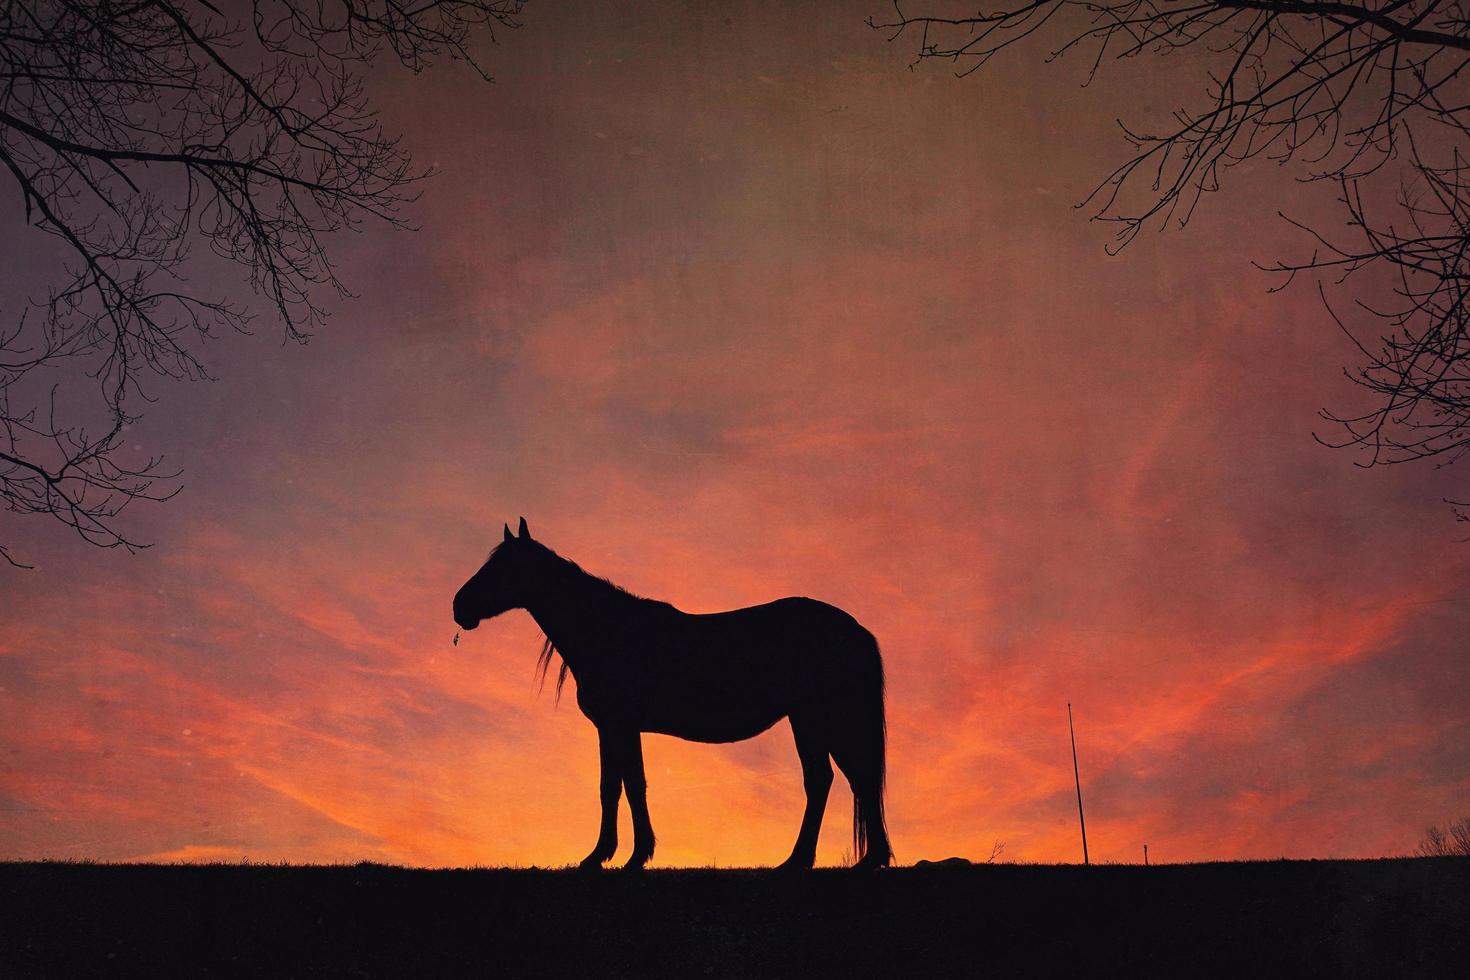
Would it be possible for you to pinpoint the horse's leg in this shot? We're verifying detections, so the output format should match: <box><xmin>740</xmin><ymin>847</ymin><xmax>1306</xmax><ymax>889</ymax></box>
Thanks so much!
<box><xmin>777</xmin><ymin>714</ymin><xmax>832</xmax><ymax>870</ymax></box>
<box><xmin>619</xmin><ymin>730</ymin><xmax>656</xmax><ymax>870</ymax></box>
<box><xmin>832</xmin><ymin>733</ymin><xmax>892</xmax><ymax>870</ymax></box>
<box><xmin>580</xmin><ymin>726</ymin><xmax>623</xmax><ymax>869</ymax></box>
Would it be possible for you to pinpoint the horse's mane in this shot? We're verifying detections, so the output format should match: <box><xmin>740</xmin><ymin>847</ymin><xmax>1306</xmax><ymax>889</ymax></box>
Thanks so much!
<box><xmin>536</xmin><ymin>635</ymin><xmax>570</xmax><ymax>703</ymax></box>
<box><xmin>487</xmin><ymin>539</ymin><xmax>648</xmax><ymax>603</ymax></box>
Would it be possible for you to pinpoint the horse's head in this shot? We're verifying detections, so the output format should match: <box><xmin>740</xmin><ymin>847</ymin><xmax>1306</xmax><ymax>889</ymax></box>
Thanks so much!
<box><xmin>453</xmin><ymin>517</ymin><xmax>541</xmax><ymax>630</ymax></box>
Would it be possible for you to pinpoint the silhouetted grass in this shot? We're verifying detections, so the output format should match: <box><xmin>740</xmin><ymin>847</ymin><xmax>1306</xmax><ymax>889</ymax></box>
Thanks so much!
<box><xmin>3</xmin><ymin>858</ymin><xmax>1467</xmax><ymax>977</ymax></box>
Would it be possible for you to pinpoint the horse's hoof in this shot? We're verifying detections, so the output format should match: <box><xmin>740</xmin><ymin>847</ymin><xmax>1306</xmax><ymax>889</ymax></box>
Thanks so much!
<box><xmin>774</xmin><ymin>857</ymin><xmax>815</xmax><ymax>872</ymax></box>
<box><xmin>578</xmin><ymin>853</ymin><xmax>612</xmax><ymax>870</ymax></box>
<box><xmin>850</xmin><ymin>854</ymin><xmax>892</xmax><ymax>871</ymax></box>
<box><xmin>621</xmin><ymin>855</ymin><xmax>651</xmax><ymax>872</ymax></box>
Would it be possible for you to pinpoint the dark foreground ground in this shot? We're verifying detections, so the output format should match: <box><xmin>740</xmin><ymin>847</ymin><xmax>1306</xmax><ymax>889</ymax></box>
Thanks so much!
<box><xmin>3</xmin><ymin>858</ymin><xmax>1468</xmax><ymax>978</ymax></box>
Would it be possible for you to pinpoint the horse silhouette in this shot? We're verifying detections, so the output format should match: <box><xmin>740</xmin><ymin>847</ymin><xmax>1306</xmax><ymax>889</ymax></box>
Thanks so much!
<box><xmin>452</xmin><ymin>519</ymin><xmax>892</xmax><ymax>870</ymax></box>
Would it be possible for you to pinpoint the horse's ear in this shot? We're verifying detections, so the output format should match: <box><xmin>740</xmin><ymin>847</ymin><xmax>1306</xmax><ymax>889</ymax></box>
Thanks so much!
<box><xmin>518</xmin><ymin>517</ymin><xmax>532</xmax><ymax>540</ymax></box>
<box><xmin>504</xmin><ymin>523</ymin><xmax>514</xmax><ymax>543</ymax></box>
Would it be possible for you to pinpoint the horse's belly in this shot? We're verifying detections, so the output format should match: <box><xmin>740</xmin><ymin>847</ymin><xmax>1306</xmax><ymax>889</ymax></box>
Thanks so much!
<box><xmin>644</xmin><ymin>707</ymin><xmax>785</xmax><ymax>744</ymax></box>
<box><xmin>574</xmin><ymin>642</ymin><xmax>798</xmax><ymax>740</ymax></box>
<box><xmin>643</xmin><ymin>660</ymin><xmax>791</xmax><ymax>740</ymax></box>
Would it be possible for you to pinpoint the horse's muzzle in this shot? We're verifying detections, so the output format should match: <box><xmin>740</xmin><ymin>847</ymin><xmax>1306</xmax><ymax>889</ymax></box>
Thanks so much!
<box><xmin>452</xmin><ymin>598</ymin><xmax>481</xmax><ymax>631</ymax></box>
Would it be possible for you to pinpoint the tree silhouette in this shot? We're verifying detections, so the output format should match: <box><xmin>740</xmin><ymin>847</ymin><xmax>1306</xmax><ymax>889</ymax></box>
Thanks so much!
<box><xmin>872</xmin><ymin>1</ymin><xmax>1470</xmax><ymax>513</ymax></box>
<box><xmin>1418</xmin><ymin>815</ymin><xmax>1470</xmax><ymax>856</ymax></box>
<box><xmin>0</xmin><ymin>1</ymin><xmax>520</xmax><ymax>567</ymax></box>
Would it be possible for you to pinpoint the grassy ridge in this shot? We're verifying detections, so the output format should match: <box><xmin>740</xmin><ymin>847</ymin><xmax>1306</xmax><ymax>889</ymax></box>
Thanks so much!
<box><xmin>3</xmin><ymin>858</ymin><xmax>1468</xmax><ymax>977</ymax></box>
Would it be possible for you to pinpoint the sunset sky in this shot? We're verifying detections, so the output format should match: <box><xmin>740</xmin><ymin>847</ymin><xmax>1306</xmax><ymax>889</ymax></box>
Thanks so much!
<box><xmin>3</xmin><ymin>1</ymin><xmax>1468</xmax><ymax>868</ymax></box>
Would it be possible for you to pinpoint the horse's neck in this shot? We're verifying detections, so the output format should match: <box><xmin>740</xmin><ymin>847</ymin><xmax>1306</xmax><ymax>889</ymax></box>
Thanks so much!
<box><xmin>524</xmin><ymin>567</ymin><xmax>632</xmax><ymax>661</ymax></box>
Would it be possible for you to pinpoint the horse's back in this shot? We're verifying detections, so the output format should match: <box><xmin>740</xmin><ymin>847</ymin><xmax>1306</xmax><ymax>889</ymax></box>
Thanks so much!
<box><xmin>685</xmin><ymin>595</ymin><xmax>871</xmax><ymax>642</ymax></box>
<box><xmin>687</xmin><ymin>596</ymin><xmax>876</xmax><ymax>665</ymax></box>
<box><xmin>617</xmin><ymin>596</ymin><xmax>879</xmax><ymax>739</ymax></box>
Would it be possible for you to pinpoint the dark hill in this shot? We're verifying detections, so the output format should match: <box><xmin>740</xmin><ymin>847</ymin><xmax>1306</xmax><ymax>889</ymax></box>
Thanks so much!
<box><xmin>3</xmin><ymin>858</ymin><xmax>1467</xmax><ymax>977</ymax></box>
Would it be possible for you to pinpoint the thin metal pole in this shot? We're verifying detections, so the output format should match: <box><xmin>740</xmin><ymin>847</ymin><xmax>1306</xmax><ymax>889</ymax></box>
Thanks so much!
<box><xmin>1068</xmin><ymin>702</ymin><xmax>1089</xmax><ymax>866</ymax></box>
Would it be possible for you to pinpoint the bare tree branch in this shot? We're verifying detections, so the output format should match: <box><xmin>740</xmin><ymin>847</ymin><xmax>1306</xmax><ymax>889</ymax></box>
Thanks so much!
<box><xmin>0</xmin><ymin>1</ymin><xmax>522</xmax><ymax>566</ymax></box>
<box><xmin>1418</xmin><ymin>814</ymin><xmax>1470</xmax><ymax>854</ymax></box>
<box><xmin>872</xmin><ymin>1</ymin><xmax>1470</xmax><ymax>513</ymax></box>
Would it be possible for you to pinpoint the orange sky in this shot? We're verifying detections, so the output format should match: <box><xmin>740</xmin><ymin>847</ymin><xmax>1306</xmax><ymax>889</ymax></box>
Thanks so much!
<box><xmin>2</xmin><ymin>1</ymin><xmax>1468</xmax><ymax>867</ymax></box>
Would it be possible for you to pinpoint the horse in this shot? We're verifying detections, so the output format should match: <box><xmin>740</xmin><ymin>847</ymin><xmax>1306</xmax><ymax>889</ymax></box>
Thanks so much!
<box><xmin>452</xmin><ymin>518</ymin><xmax>892</xmax><ymax>870</ymax></box>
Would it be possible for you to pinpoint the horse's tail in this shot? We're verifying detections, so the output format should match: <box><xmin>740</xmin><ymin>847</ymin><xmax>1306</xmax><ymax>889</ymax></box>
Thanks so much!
<box><xmin>850</xmin><ymin>632</ymin><xmax>891</xmax><ymax>868</ymax></box>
